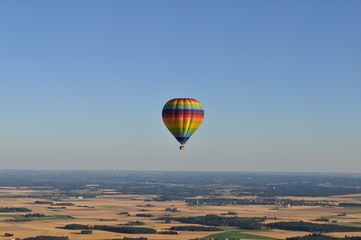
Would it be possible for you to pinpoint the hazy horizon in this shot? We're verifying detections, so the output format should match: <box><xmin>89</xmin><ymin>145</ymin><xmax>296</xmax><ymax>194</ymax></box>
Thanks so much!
<box><xmin>1</xmin><ymin>168</ymin><xmax>361</xmax><ymax>175</ymax></box>
<box><xmin>1</xmin><ymin>1</ymin><xmax>360</xmax><ymax>173</ymax></box>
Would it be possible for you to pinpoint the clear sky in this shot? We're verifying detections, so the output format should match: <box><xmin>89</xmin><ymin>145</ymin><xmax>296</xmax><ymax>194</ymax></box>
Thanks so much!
<box><xmin>1</xmin><ymin>1</ymin><xmax>360</xmax><ymax>172</ymax></box>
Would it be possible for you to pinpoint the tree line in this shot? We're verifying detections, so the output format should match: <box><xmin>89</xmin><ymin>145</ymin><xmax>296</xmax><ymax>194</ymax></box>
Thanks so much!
<box><xmin>338</xmin><ymin>203</ymin><xmax>361</xmax><ymax>208</ymax></box>
<box><xmin>286</xmin><ymin>233</ymin><xmax>361</xmax><ymax>240</ymax></box>
<box><xmin>0</xmin><ymin>207</ymin><xmax>31</xmax><ymax>212</ymax></box>
<box><xmin>63</xmin><ymin>224</ymin><xmax>156</xmax><ymax>234</ymax></box>
<box><xmin>161</xmin><ymin>215</ymin><xmax>361</xmax><ymax>233</ymax></box>
<box><xmin>165</xmin><ymin>215</ymin><xmax>265</xmax><ymax>230</ymax></box>
<box><xmin>268</xmin><ymin>221</ymin><xmax>361</xmax><ymax>233</ymax></box>
<box><xmin>186</xmin><ymin>198</ymin><xmax>335</xmax><ymax>207</ymax></box>
<box><xmin>169</xmin><ymin>226</ymin><xmax>223</xmax><ymax>231</ymax></box>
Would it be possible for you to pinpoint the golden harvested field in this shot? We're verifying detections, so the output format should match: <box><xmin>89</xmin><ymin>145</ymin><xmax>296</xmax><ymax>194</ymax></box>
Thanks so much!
<box><xmin>0</xmin><ymin>188</ymin><xmax>361</xmax><ymax>240</ymax></box>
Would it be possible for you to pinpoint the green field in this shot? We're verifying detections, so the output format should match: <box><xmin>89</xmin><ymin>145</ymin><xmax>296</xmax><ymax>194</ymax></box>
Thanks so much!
<box><xmin>334</xmin><ymin>222</ymin><xmax>361</xmax><ymax>227</ymax></box>
<box><xmin>206</xmin><ymin>231</ymin><xmax>276</xmax><ymax>239</ymax></box>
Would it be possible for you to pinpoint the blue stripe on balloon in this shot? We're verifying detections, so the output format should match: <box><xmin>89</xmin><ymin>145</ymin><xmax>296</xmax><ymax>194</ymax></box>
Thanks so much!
<box><xmin>176</xmin><ymin>137</ymin><xmax>190</xmax><ymax>144</ymax></box>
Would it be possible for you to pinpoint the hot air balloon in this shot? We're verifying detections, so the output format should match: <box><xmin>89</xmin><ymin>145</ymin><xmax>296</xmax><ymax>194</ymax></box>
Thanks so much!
<box><xmin>162</xmin><ymin>98</ymin><xmax>204</xmax><ymax>150</ymax></box>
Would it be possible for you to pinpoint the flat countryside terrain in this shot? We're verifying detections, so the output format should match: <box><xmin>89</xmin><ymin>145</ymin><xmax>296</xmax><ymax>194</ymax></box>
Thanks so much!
<box><xmin>0</xmin><ymin>170</ymin><xmax>361</xmax><ymax>240</ymax></box>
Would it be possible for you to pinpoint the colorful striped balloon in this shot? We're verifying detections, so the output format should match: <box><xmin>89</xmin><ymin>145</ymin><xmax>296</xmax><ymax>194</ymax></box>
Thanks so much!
<box><xmin>162</xmin><ymin>98</ymin><xmax>204</xmax><ymax>150</ymax></box>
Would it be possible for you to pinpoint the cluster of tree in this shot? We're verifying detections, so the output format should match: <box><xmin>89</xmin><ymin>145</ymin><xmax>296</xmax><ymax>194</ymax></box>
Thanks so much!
<box><xmin>135</xmin><ymin>214</ymin><xmax>153</xmax><ymax>217</ymax></box>
<box><xmin>122</xmin><ymin>221</ymin><xmax>145</xmax><ymax>226</ymax></box>
<box><xmin>77</xmin><ymin>205</ymin><xmax>94</xmax><ymax>209</ymax></box>
<box><xmin>169</xmin><ymin>226</ymin><xmax>223</xmax><ymax>231</ymax></box>
<box><xmin>313</xmin><ymin>217</ymin><xmax>329</xmax><ymax>222</ymax></box>
<box><xmin>80</xmin><ymin>230</ymin><xmax>92</xmax><ymax>234</ymax></box>
<box><xmin>158</xmin><ymin>231</ymin><xmax>179</xmax><ymax>235</ymax></box>
<box><xmin>286</xmin><ymin>233</ymin><xmax>361</xmax><ymax>240</ymax></box>
<box><xmin>165</xmin><ymin>208</ymin><xmax>181</xmax><ymax>212</ymax></box>
<box><xmin>137</xmin><ymin>204</ymin><xmax>155</xmax><ymax>207</ymax></box>
<box><xmin>339</xmin><ymin>203</ymin><xmax>361</xmax><ymax>208</ymax></box>
<box><xmin>138</xmin><ymin>209</ymin><xmax>150</xmax><ymax>212</ymax></box>
<box><xmin>167</xmin><ymin>215</ymin><xmax>264</xmax><ymax>230</ymax></box>
<box><xmin>186</xmin><ymin>198</ymin><xmax>335</xmax><ymax>207</ymax></box>
<box><xmin>118</xmin><ymin>211</ymin><xmax>130</xmax><ymax>215</ymax></box>
<box><xmin>63</xmin><ymin>224</ymin><xmax>157</xmax><ymax>234</ymax></box>
<box><xmin>0</xmin><ymin>207</ymin><xmax>31</xmax><ymax>212</ymax></box>
<box><xmin>247</xmin><ymin>187</ymin><xmax>361</xmax><ymax>197</ymax></box>
<box><xmin>64</xmin><ymin>224</ymin><xmax>92</xmax><ymax>229</ymax></box>
<box><xmin>24</xmin><ymin>213</ymin><xmax>46</xmax><ymax>218</ymax></box>
<box><xmin>267</xmin><ymin>221</ymin><xmax>361</xmax><ymax>233</ymax></box>
<box><xmin>221</xmin><ymin>211</ymin><xmax>238</xmax><ymax>215</ymax></box>
<box><xmin>34</xmin><ymin>201</ymin><xmax>53</xmax><ymax>204</ymax></box>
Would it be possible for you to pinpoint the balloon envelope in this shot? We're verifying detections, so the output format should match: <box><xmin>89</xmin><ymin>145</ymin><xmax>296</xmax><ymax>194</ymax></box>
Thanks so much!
<box><xmin>162</xmin><ymin>98</ymin><xmax>204</xmax><ymax>146</ymax></box>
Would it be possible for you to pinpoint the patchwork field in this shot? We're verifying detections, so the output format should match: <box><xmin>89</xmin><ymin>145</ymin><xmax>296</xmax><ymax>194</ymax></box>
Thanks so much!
<box><xmin>1</xmin><ymin>187</ymin><xmax>361</xmax><ymax>240</ymax></box>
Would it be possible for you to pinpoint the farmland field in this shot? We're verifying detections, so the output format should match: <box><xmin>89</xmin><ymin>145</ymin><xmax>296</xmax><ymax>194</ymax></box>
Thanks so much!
<box><xmin>0</xmin><ymin>170</ymin><xmax>360</xmax><ymax>240</ymax></box>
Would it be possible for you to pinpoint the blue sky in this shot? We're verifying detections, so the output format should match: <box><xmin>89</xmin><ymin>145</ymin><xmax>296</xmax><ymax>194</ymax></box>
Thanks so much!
<box><xmin>1</xmin><ymin>1</ymin><xmax>360</xmax><ymax>172</ymax></box>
